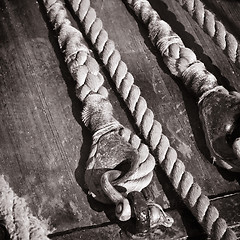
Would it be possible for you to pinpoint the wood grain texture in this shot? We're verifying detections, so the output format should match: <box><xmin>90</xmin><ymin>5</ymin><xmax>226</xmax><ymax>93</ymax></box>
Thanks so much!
<box><xmin>47</xmin><ymin>210</ymin><xmax>201</xmax><ymax>240</ymax></box>
<box><xmin>0</xmin><ymin>0</ymin><xmax>240</xmax><ymax>239</ymax></box>
<box><xmin>0</xmin><ymin>0</ymin><xmax>109</xmax><ymax>232</ymax></box>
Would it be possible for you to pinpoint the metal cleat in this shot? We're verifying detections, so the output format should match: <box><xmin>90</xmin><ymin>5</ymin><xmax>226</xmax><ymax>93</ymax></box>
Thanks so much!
<box><xmin>199</xmin><ymin>87</ymin><xmax>240</xmax><ymax>171</ymax></box>
<box><xmin>128</xmin><ymin>191</ymin><xmax>151</xmax><ymax>235</ymax></box>
<box><xmin>127</xmin><ymin>190</ymin><xmax>174</xmax><ymax>236</ymax></box>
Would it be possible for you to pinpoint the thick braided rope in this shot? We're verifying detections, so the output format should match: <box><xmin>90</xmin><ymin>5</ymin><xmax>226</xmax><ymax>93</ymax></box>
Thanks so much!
<box><xmin>66</xmin><ymin>0</ymin><xmax>237</xmax><ymax>238</ymax></box>
<box><xmin>0</xmin><ymin>175</ymin><xmax>52</xmax><ymax>240</ymax></box>
<box><xmin>42</xmin><ymin>0</ymin><xmax>155</xmax><ymax>214</ymax></box>
<box><xmin>175</xmin><ymin>0</ymin><xmax>240</xmax><ymax>68</ymax></box>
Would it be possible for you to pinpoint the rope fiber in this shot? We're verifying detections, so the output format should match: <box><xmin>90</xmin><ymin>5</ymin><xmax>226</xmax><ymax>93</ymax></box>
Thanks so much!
<box><xmin>43</xmin><ymin>0</ymin><xmax>173</xmax><ymax>232</ymax></box>
<box><xmin>1</xmin><ymin>0</ymin><xmax>238</xmax><ymax>238</ymax></box>
<box><xmin>175</xmin><ymin>0</ymin><xmax>240</xmax><ymax>68</ymax></box>
<box><xmin>0</xmin><ymin>175</ymin><xmax>52</xmax><ymax>240</ymax></box>
<box><xmin>64</xmin><ymin>0</ymin><xmax>238</xmax><ymax>238</ymax></box>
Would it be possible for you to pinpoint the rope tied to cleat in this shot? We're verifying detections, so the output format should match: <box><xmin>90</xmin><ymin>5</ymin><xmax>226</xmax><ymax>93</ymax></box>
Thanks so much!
<box><xmin>42</xmin><ymin>0</ymin><xmax>173</xmax><ymax>235</ymax></box>
<box><xmin>41</xmin><ymin>0</ymin><xmax>239</xmax><ymax>238</ymax></box>
<box><xmin>63</xmin><ymin>0</ymin><xmax>238</xmax><ymax>238</ymax></box>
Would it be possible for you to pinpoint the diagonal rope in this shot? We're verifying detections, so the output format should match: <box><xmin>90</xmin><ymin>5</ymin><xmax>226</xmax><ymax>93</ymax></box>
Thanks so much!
<box><xmin>64</xmin><ymin>0</ymin><xmax>237</xmax><ymax>239</ymax></box>
<box><xmin>122</xmin><ymin>0</ymin><xmax>240</xmax><ymax>172</ymax></box>
<box><xmin>42</xmin><ymin>0</ymin><xmax>172</xmax><ymax>228</ymax></box>
<box><xmin>175</xmin><ymin>0</ymin><xmax>240</xmax><ymax>68</ymax></box>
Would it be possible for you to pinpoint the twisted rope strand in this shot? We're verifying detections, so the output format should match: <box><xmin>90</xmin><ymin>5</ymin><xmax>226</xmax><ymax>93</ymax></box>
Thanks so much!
<box><xmin>0</xmin><ymin>175</ymin><xmax>52</xmax><ymax>240</ymax></box>
<box><xmin>66</xmin><ymin>0</ymin><xmax>237</xmax><ymax>238</ymax></box>
<box><xmin>175</xmin><ymin>0</ymin><xmax>240</xmax><ymax>68</ymax></box>
<box><xmin>42</xmin><ymin>0</ymin><xmax>159</xmax><ymax>223</ymax></box>
<box><xmin>129</xmin><ymin>0</ymin><xmax>220</xmax><ymax>98</ymax></box>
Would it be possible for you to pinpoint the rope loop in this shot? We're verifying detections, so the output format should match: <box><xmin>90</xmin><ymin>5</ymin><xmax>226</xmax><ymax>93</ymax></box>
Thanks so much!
<box><xmin>41</xmin><ymin>0</ymin><xmax>175</xmax><ymax>235</ymax></box>
<box><xmin>42</xmin><ymin>0</ymin><xmax>238</xmax><ymax>238</ymax></box>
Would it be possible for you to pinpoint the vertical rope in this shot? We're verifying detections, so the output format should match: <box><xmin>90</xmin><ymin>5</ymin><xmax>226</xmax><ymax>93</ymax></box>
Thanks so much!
<box><xmin>65</xmin><ymin>0</ymin><xmax>237</xmax><ymax>238</ymax></box>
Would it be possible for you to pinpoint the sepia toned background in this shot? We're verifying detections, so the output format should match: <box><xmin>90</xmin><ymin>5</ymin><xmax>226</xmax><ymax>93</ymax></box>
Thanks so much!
<box><xmin>0</xmin><ymin>0</ymin><xmax>240</xmax><ymax>239</ymax></box>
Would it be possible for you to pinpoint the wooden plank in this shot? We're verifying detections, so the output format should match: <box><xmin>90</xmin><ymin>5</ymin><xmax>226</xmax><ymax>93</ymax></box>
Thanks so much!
<box><xmin>0</xmin><ymin>0</ymin><xmax>240</xmax><ymax>238</ymax></box>
<box><xmin>48</xmin><ymin>223</ymin><xmax>120</xmax><ymax>240</ymax></box>
<box><xmin>0</xmin><ymin>0</ymin><xmax>133</xmax><ymax>232</ymax></box>
<box><xmin>0</xmin><ymin>0</ymin><xmax>96</xmax><ymax>232</ymax></box>
<box><xmin>47</xmin><ymin>209</ymin><xmax>204</xmax><ymax>240</ymax></box>
<box><xmin>210</xmin><ymin>193</ymin><xmax>240</xmax><ymax>229</ymax></box>
<box><xmin>209</xmin><ymin>193</ymin><xmax>240</xmax><ymax>239</ymax></box>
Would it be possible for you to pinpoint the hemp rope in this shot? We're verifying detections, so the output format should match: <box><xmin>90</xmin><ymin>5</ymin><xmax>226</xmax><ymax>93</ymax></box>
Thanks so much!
<box><xmin>0</xmin><ymin>175</ymin><xmax>52</xmax><ymax>240</ymax></box>
<box><xmin>123</xmin><ymin>0</ymin><xmax>240</xmax><ymax>170</ymax></box>
<box><xmin>42</xmin><ymin>0</ymin><xmax>172</xmax><ymax>227</ymax></box>
<box><xmin>175</xmin><ymin>0</ymin><xmax>240</xmax><ymax>68</ymax></box>
<box><xmin>65</xmin><ymin>0</ymin><xmax>237</xmax><ymax>239</ymax></box>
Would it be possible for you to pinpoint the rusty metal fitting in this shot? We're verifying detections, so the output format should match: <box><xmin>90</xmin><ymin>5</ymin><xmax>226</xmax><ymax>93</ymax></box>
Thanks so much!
<box><xmin>101</xmin><ymin>170</ymin><xmax>132</xmax><ymax>221</ymax></box>
<box><xmin>147</xmin><ymin>202</ymin><xmax>174</xmax><ymax>228</ymax></box>
<box><xmin>127</xmin><ymin>191</ymin><xmax>151</xmax><ymax>234</ymax></box>
<box><xmin>198</xmin><ymin>87</ymin><xmax>240</xmax><ymax>171</ymax></box>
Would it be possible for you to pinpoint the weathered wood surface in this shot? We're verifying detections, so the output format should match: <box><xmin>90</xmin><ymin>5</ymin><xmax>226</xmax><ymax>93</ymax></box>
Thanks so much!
<box><xmin>0</xmin><ymin>0</ymin><xmax>240</xmax><ymax>239</ymax></box>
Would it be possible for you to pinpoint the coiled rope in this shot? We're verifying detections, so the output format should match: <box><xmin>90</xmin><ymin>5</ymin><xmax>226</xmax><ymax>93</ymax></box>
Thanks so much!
<box><xmin>64</xmin><ymin>0</ymin><xmax>237</xmax><ymax>239</ymax></box>
<box><xmin>175</xmin><ymin>0</ymin><xmax>240</xmax><ymax>68</ymax></box>
<box><xmin>0</xmin><ymin>175</ymin><xmax>52</xmax><ymax>240</ymax></box>
<box><xmin>42</xmin><ymin>0</ymin><xmax>174</xmax><ymax>231</ymax></box>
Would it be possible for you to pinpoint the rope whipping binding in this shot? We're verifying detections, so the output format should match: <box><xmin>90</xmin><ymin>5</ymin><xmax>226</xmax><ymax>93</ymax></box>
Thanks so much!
<box><xmin>0</xmin><ymin>175</ymin><xmax>53</xmax><ymax>240</ymax></box>
<box><xmin>174</xmin><ymin>0</ymin><xmax>240</xmax><ymax>68</ymax></box>
<box><xmin>42</xmin><ymin>0</ymin><xmax>174</xmax><ymax>234</ymax></box>
<box><xmin>64</xmin><ymin>0</ymin><xmax>237</xmax><ymax>239</ymax></box>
